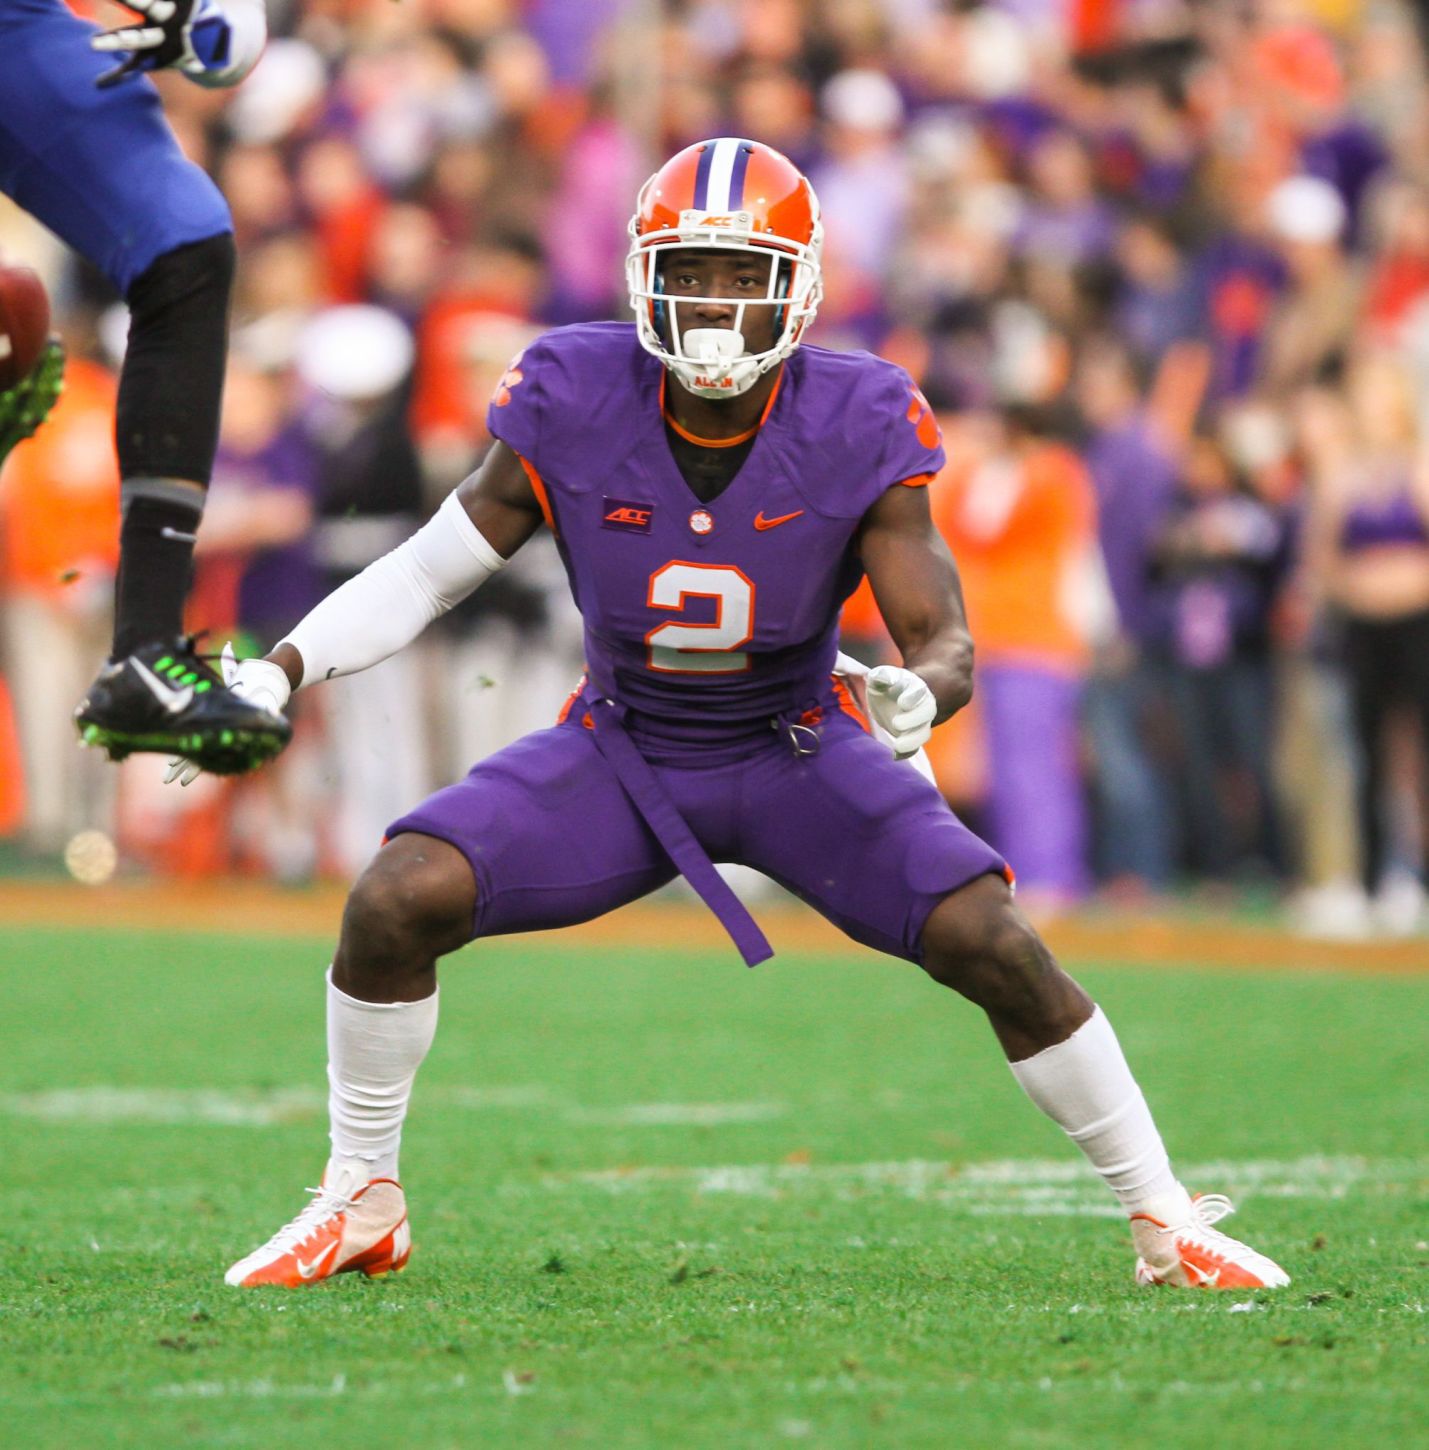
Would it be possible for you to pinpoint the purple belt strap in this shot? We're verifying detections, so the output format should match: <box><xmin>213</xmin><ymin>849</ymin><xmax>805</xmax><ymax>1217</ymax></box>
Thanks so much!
<box><xmin>588</xmin><ymin>698</ymin><xmax>774</xmax><ymax>967</ymax></box>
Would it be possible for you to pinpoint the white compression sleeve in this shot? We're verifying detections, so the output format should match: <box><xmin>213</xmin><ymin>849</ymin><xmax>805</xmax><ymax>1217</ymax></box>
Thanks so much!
<box><xmin>1008</xmin><ymin>1006</ymin><xmax>1191</xmax><ymax>1222</ymax></box>
<box><xmin>326</xmin><ymin>969</ymin><xmax>438</xmax><ymax>1182</ymax></box>
<box><xmin>280</xmin><ymin>491</ymin><xmax>506</xmax><ymax>687</ymax></box>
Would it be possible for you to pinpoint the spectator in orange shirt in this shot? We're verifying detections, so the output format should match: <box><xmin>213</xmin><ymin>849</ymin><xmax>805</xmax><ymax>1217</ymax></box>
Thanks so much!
<box><xmin>0</xmin><ymin>337</ymin><xmax>120</xmax><ymax>850</ymax></box>
<box><xmin>935</xmin><ymin>408</ymin><xmax>1105</xmax><ymax>907</ymax></box>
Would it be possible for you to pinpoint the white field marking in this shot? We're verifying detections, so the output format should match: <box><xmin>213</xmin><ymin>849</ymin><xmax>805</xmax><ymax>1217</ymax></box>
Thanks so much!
<box><xmin>0</xmin><ymin>1084</ymin><xmax>786</xmax><ymax>1129</ymax></box>
<box><xmin>11</xmin><ymin>1368</ymin><xmax>1376</xmax><ymax>1413</ymax></box>
<box><xmin>566</xmin><ymin>1102</ymin><xmax>787</xmax><ymax>1126</ymax></box>
<box><xmin>0</xmin><ymin>1086</ymin><xmax>324</xmax><ymax>1127</ymax></box>
<box><xmin>153</xmin><ymin>1375</ymin><xmax>348</xmax><ymax>1400</ymax></box>
<box><xmin>502</xmin><ymin>1369</ymin><xmax>535</xmax><ymax>1397</ymax></box>
<box><xmin>551</xmin><ymin>1155</ymin><xmax>1426</xmax><ymax>1219</ymax></box>
<box><xmin>442</xmin><ymin>1085</ymin><xmax>553</xmax><ymax>1109</ymax></box>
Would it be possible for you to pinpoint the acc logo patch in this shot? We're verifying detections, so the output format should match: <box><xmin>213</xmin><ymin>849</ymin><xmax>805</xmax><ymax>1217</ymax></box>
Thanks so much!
<box><xmin>602</xmin><ymin>498</ymin><xmax>655</xmax><ymax>533</ymax></box>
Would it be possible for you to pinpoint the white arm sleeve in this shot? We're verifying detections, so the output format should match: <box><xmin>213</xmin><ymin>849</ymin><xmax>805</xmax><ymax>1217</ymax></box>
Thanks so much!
<box><xmin>280</xmin><ymin>491</ymin><xmax>506</xmax><ymax>686</ymax></box>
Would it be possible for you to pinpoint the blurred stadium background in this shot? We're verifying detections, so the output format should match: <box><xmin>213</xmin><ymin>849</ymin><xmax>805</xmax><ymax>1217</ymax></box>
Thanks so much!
<box><xmin>2</xmin><ymin>0</ymin><xmax>1429</xmax><ymax>939</ymax></box>
<box><xmin>5</xmin><ymin>5</ymin><xmax>1429</xmax><ymax>1446</ymax></box>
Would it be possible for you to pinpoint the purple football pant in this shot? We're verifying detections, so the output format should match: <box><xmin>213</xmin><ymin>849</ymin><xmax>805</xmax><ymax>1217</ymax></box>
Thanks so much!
<box><xmin>388</xmin><ymin>708</ymin><xmax>1007</xmax><ymax>964</ymax></box>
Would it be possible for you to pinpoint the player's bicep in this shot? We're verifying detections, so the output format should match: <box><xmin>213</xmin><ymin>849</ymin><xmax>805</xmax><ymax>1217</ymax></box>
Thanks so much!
<box><xmin>454</xmin><ymin>441</ymin><xmax>547</xmax><ymax>559</ymax></box>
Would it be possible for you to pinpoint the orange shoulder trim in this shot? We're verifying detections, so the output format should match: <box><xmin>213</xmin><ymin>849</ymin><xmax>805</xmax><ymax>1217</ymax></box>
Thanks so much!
<box><xmin>518</xmin><ymin>454</ymin><xmax>557</xmax><ymax>535</ymax></box>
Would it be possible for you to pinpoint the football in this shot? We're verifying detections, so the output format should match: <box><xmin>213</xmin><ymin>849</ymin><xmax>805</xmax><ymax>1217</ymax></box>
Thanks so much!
<box><xmin>0</xmin><ymin>264</ymin><xmax>51</xmax><ymax>391</ymax></box>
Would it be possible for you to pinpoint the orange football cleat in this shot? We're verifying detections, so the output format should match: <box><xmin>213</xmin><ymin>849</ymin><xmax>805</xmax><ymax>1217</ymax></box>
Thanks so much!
<box><xmin>224</xmin><ymin>1162</ymin><xmax>410</xmax><ymax>1288</ymax></box>
<box><xmin>1131</xmin><ymin>1191</ymin><xmax>1290</xmax><ymax>1289</ymax></box>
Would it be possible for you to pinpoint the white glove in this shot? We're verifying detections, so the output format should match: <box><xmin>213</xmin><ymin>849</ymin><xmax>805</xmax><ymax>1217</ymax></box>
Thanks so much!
<box><xmin>865</xmin><ymin>665</ymin><xmax>937</xmax><ymax>759</ymax></box>
<box><xmin>164</xmin><ymin>643</ymin><xmax>291</xmax><ymax>786</ymax></box>
<box><xmin>92</xmin><ymin>0</ymin><xmax>267</xmax><ymax>90</ymax></box>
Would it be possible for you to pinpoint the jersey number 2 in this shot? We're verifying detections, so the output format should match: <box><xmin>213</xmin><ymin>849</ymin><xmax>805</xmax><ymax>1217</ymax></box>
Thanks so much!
<box><xmin>645</xmin><ymin>561</ymin><xmax>755</xmax><ymax>673</ymax></box>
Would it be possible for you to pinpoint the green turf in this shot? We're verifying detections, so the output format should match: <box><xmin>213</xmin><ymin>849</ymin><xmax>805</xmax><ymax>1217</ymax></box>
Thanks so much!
<box><xmin>3</xmin><ymin>920</ymin><xmax>1426</xmax><ymax>1448</ymax></box>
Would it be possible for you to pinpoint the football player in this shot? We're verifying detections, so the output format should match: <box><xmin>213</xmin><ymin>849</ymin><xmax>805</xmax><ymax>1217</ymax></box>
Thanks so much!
<box><xmin>213</xmin><ymin>139</ymin><xmax>1288</xmax><ymax>1292</ymax></box>
<box><xmin>0</xmin><ymin>0</ymin><xmax>290</xmax><ymax>774</ymax></box>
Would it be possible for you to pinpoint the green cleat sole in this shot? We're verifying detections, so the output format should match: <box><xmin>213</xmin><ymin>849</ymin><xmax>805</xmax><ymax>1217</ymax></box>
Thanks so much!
<box><xmin>76</xmin><ymin>722</ymin><xmax>289</xmax><ymax>775</ymax></box>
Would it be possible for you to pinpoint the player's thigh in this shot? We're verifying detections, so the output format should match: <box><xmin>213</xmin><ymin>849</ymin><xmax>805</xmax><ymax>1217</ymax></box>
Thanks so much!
<box><xmin>387</xmin><ymin>722</ymin><xmax>676</xmax><ymax>941</ymax></box>
<box><xmin>737</xmin><ymin>720</ymin><xmax>1007</xmax><ymax>963</ymax></box>
<box><xmin>0</xmin><ymin>0</ymin><xmax>230</xmax><ymax>294</ymax></box>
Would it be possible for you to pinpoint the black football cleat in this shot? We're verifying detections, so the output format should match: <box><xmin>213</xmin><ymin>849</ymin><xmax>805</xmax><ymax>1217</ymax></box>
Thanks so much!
<box><xmin>75</xmin><ymin>637</ymin><xmax>291</xmax><ymax>776</ymax></box>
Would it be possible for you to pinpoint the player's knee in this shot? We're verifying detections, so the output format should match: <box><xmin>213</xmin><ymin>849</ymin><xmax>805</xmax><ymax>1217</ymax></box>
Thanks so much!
<box><xmin>919</xmin><ymin>877</ymin><xmax>1054</xmax><ymax>997</ymax></box>
<box><xmin>127</xmin><ymin>232</ymin><xmax>236</xmax><ymax>320</ymax></box>
<box><xmin>342</xmin><ymin>835</ymin><xmax>475</xmax><ymax>964</ymax></box>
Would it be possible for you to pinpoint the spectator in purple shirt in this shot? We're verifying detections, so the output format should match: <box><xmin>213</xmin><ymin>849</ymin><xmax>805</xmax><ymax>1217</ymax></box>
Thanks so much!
<box><xmin>1075</xmin><ymin>338</ymin><xmax>1179</xmax><ymax>892</ymax></box>
<box><xmin>200</xmin><ymin>355</ymin><xmax>321</xmax><ymax>649</ymax></box>
<box><xmin>1149</xmin><ymin>435</ymin><xmax>1292</xmax><ymax>882</ymax></box>
<box><xmin>1113</xmin><ymin>212</ymin><xmax>1203</xmax><ymax>371</ymax></box>
<box><xmin>1015</xmin><ymin>130</ymin><xmax>1118</xmax><ymax>268</ymax></box>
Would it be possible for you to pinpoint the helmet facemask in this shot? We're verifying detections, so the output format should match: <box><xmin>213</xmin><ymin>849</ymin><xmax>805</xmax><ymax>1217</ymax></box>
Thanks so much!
<box><xmin>627</xmin><ymin>208</ymin><xmax>823</xmax><ymax>400</ymax></box>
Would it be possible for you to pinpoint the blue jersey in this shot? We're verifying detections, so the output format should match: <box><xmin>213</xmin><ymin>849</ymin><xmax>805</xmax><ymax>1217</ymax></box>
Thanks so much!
<box><xmin>0</xmin><ymin>0</ymin><xmax>230</xmax><ymax>294</ymax></box>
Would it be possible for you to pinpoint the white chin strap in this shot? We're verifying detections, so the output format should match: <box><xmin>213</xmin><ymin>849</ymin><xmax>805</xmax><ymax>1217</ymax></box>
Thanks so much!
<box><xmin>668</xmin><ymin>328</ymin><xmax>765</xmax><ymax>400</ymax></box>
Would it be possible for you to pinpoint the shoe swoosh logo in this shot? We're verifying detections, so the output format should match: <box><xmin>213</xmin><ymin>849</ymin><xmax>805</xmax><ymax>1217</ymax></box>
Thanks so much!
<box><xmin>1184</xmin><ymin>1260</ymin><xmax>1221</xmax><ymax>1287</ymax></box>
<box><xmin>132</xmin><ymin>659</ymin><xmax>194</xmax><ymax>715</ymax></box>
<box><xmin>296</xmin><ymin>1240</ymin><xmax>340</xmax><ymax>1280</ymax></box>
<box><xmin>754</xmin><ymin>510</ymin><xmax>804</xmax><ymax>531</ymax></box>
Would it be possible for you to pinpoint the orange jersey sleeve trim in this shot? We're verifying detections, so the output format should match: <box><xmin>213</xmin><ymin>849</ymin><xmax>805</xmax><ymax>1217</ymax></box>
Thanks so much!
<box><xmin>518</xmin><ymin>455</ymin><xmax>557</xmax><ymax>535</ymax></box>
<box><xmin>896</xmin><ymin>472</ymin><xmax>934</xmax><ymax>488</ymax></box>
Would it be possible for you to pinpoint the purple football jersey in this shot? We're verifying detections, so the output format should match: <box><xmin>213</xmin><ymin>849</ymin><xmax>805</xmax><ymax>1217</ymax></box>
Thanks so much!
<box><xmin>487</xmin><ymin>323</ymin><xmax>943</xmax><ymax>752</ymax></box>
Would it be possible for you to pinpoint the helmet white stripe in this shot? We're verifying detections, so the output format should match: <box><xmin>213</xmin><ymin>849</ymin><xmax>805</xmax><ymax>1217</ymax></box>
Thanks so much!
<box><xmin>704</xmin><ymin>138</ymin><xmax>741</xmax><ymax>213</ymax></box>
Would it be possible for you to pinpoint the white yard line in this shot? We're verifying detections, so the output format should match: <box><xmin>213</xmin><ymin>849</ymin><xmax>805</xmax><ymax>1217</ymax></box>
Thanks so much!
<box><xmin>4</xmin><ymin>1089</ymin><xmax>1420</xmax><ymax>1222</ymax></box>
<box><xmin>0</xmin><ymin>1084</ymin><xmax>784</xmax><ymax>1128</ymax></box>
<box><xmin>554</xmin><ymin>1155</ymin><xmax>1426</xmax><ymax>1218</ymax></box>
<box><xmin>0</xmin><ymin>1086</ymin><xmax>325</xmax><ymax>1127</ymax></box>
<box><xmin>567</xmin><ymin>1102</ymin><xmax>788</xmax><ymax>1126</ymax></box>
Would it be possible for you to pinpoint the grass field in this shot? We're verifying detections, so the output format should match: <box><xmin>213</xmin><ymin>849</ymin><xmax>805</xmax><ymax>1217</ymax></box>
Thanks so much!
<box><xmin>3</xmin><ymin>907</ymin><xmax>1426</xmax><ymax>1448</ymax></box>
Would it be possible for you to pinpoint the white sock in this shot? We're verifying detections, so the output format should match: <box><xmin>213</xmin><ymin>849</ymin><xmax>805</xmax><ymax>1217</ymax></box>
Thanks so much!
<box><xmin>1008</xmin><ymin>1006</ymin><xmax>1192</xmax><ymax>1223</ymax></box>
<box><xmin>326</xmin><ymin>968</ymin><xmax>438</xmax><ymax>1184</ymax></box>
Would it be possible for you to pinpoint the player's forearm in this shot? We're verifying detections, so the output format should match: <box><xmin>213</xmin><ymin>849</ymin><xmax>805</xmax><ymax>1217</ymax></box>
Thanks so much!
<box><xmin>271</xmin><ymin>492</ymin><xmax>506</xmax><ymax>689</ymax></box>
<box><xmin>901</xmin><ymin>627</ymin><xmax>975</xmax><ymax>722</ymax></box>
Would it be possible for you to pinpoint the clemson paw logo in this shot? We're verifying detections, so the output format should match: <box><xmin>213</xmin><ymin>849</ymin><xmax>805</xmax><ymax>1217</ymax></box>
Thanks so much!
<box><xmin>492</xmin><ymin>352</ymin><xmax>526</xmax><ymax>408</ymax></box>
<box><xmin>906</xmin><ymin>385</ymin><xmax>940</xmax><ymax>450</ymax></box>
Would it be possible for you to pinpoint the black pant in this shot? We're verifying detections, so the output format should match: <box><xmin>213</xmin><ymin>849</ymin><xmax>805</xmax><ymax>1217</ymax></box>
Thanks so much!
<box><xmin>1341</xmin><ymin>607</ymin><xmax>1429</xmax><ymax>890</ymax></box>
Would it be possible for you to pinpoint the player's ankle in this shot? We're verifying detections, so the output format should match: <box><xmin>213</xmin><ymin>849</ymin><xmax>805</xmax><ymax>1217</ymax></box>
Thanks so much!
<box><xmin>325</xmin><ymin>1154</ymin><xmax>395</xmax><ymax>1191</ymax></box>
<box><xmin>1121</xmin><ymin>1179</ymin><xmax>1193</xmax><ymax>1225</ymax></box>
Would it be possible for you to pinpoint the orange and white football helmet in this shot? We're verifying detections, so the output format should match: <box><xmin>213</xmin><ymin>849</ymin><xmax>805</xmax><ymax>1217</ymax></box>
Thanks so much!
<box><xmin>627</xmin><ymin>137</ymin><xmax>823</xmax><ymax>399</ymax></box>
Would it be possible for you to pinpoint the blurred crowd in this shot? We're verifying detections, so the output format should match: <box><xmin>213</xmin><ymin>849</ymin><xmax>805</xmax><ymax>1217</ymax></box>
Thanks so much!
<box><xmin>3</xmin><ymin>0</ymin><xmax>1429</xmax><ymax>936</ymax></box>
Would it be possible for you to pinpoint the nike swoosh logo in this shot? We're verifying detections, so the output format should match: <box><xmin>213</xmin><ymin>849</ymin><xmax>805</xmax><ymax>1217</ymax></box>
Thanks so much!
<box><xmin>1183</xmin><ymin>1260</ymin><xmax>1221</xmax><ymax>1287</ymax></box>
<box><xmin>296</xmin><ymin>1240</ymin><xmax>340</xmax><ymax>1280</ymax></box>
<box><xmin>132</xmin><ymin>659</ymin><xmax>194</xmax><ymax>715</ymax></box>
<box><xmin>754</xmin><ymin>510</ymin><xmax>804</xmax><ymax>531</ymax></box>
